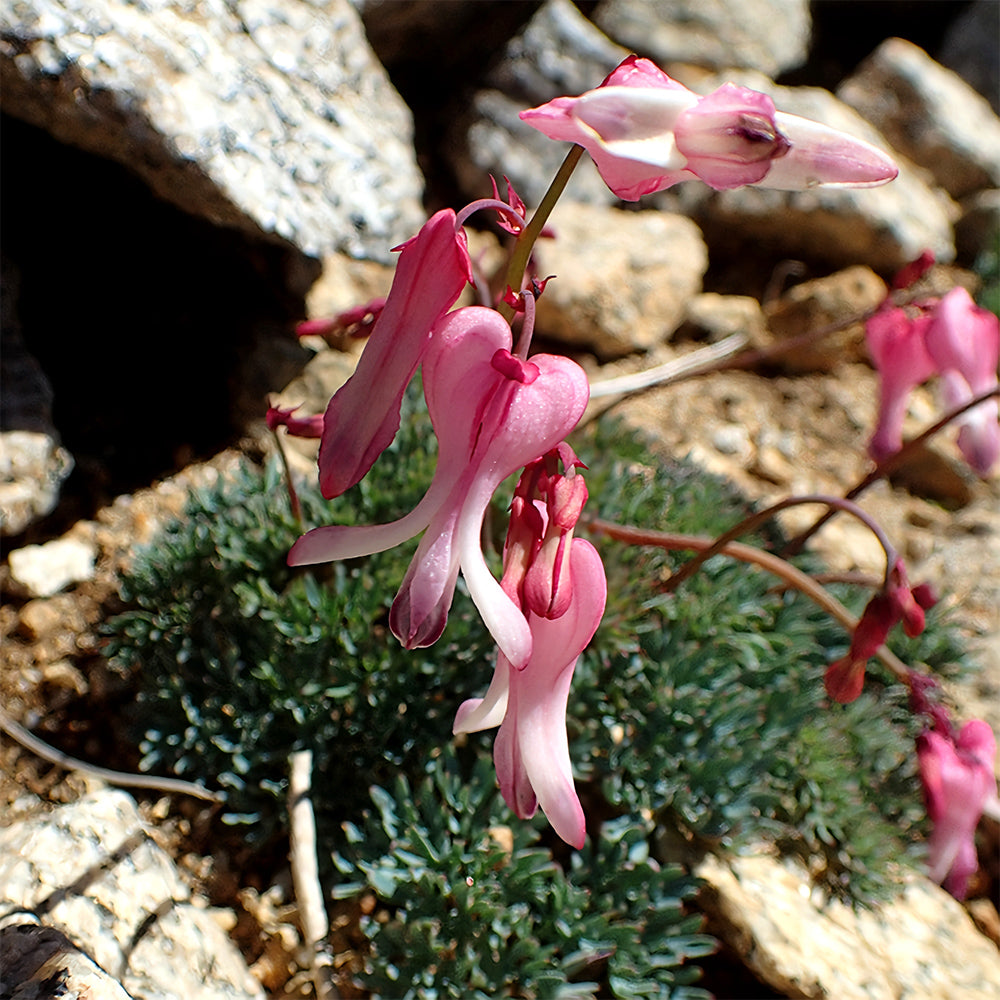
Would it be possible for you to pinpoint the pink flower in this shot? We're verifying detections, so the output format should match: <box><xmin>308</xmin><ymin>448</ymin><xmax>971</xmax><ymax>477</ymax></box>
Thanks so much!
<box><xmin>865</xmin><ymin>304</ymin><xmax>936</xmax><ymax>463</ymax></box>
<box><xmin>923</xmin><ymin>287</ymin><xmax>1000</xmax><ymax>477</ymax></box>
<box><xmin>289</xmin><ymin>306</ymin><xmax>591</xmax><ymax>669</ymax></box>
<box><xmin>521</xmin><ymin>55</ymin><xmax>898</xmax><ymax>200</ymax></box>
<box><xmin>316</xmin><ymin>209</ymin><xmax>472</xmax><ymax>499</ymax></box>
<box><xmin>866</xmin><ymin>284</ymin><xmax>999</xmax><ymax>476</ymax></box>
<box><xmin>453</xmin><ymin>538</ymin><xmax>607</xmax><ymax>848</ymax></box>
<box><xmin>918</xmin><ymin>719</ymin><xmax>999</xmax><ymax>899</ymax></box>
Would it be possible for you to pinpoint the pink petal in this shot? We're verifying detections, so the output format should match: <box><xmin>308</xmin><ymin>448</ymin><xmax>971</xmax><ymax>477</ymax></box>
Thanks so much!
<box><xmin>453</xmin><ymin>655</ymin><xmax>511</xmax><ymax>734</ymax></box>
<box><xmin>317</xmin><ymin>209</ymin><xmax>471</xmax><ymax>499</ymax></box>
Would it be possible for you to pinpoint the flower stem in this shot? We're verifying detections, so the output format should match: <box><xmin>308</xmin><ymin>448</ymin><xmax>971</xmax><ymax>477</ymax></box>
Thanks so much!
<box><xmin>662</xmin><ymin>494</ymin><xmax>898</xmax><ymax>593</ymax></box>
<box><xmin>586</xmin><ymin>517</ymin><xmax>910</xmax><ymax>682</ymax></box>
<box><xmin>783</xmin><ymin>385</ymin><xmax>1000</xmax><ymax>556</ymax></box>
<box><xmin>498</xmin><ymin>144</ymin><xmax>585</xmax><ymax>322</ymax></box>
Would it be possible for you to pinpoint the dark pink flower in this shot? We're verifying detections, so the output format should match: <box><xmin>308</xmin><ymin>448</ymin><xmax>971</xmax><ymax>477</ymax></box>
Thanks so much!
<box><xmin>825</xmin><ymin>558</ymin><xmax>934</xmax><ymax>703</ymax></box>
<box><xmin>265</xmin><ymin>403</ymin><xmax>324</xmax><ymax>438</ymax></box>
<box><xmin>289</xmin><ymin>306</ymin><xmax>590</xmax><ymax>668</ymax></box>
<box><xmin>316</xmin><ymin>210</ymin><xmax>472</xmax><ymax>499</ymax></box>
<box><xmin>918</xmin><ymin>719</ymin><xmax>999</xmax><ymax>898</ymax></box>
<box><xmin>521</xmin><ymin>55</ymin><xmax>898</xmax><ymax>201</ymax></box>
<box><xmin>453</xmin><ymin>538</ymin><xmax>607</xmax><ymax>848</ymax></box>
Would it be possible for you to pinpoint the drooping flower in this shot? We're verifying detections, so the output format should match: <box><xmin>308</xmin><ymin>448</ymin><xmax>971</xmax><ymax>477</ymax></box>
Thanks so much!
<box><xmin>825</xmin><ymin>557</ymin><xmax>935</xmax><ymax>703</ymax></box>
<box><xmin>918</xmin><ymin>719</ymin><xmax>1000</xmax><ymax>899</ymax></box>
<box><xmin>521</xmin><ymin>55</ymin><xmax>898</xmax><ymax>200</ymax></box>
<box><xmin>865</xmin><ymin>282</ymin><xmax>999</xmax><ymax>476</ymax></box>
<box><xmin>454</xmin><ymin>538</ymin><xmax>607</xmax><ymax>848</ymax></box>
<box><xmin>316</xmin><ymin>209</ymin><xmax>472</xmax><ymax>499</ymax></box>
<box><xmin>923</xmin><ymin>287</ymin><xmax>1000</xmax><ymax>477</ymax></box>
<box><xmin>289</xmin><ymin>306</ymin><xmax>591</xmax><ymax>668</ymax></box>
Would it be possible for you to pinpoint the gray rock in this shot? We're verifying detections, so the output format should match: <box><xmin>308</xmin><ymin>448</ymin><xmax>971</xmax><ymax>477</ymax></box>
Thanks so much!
<box><xmin>0</xmin><ymin>789</ymin><xmax>264</xmax><ymax>1000</ymax></box>
<box><xmin>838</xmin><ymin>37</ymin><xmax>1000</xmax><ymax>199</ymax></box>
<box><xmin>679</xmin><ymin>293</ymin><xmax>767</xmax><ymax>347</ymax></box>
<box><xmin>594</xmin><ymin>0</ymin><xmax>811</xmax><ymax>77</ymax></box>
<box><xmin>532</xmin><ymin>202</ymin><xmax>708</xmax><ymax>359</ymax></box>
<box><xmin>660</xmin><ymin>76</ymin><xmax>957</xmax><ymax>273</ymax></box>
<box><xmin>0</xmin><ymin>0</ymin><xmax>425</xmax><ymax>264</ymax></box>
<box><xmin>0</xmin><ymin>432</ymin><xmax>74</xmax><ymax>538</ymax></box>
<box><xmin>448</xmin><ymin>0</ymin><xmax>628</xmax><ymax>206</ymax></box>
<box><xmin>940</xmin><ymin>0</ymin><xmax>1000</xmax><ymax>114</ymax></box>
<box><xmin>6</xmin><ymin>535</ymin><xmax>96</xmax><ymax>597</ymax></box>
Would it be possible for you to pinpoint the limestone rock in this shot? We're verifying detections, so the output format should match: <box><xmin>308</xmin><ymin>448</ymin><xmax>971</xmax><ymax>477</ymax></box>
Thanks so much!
<box><xmin>763</xmin><ymin>265</ymin><xmax>888</xmax><ymax>372</ymax></box>
<box><xmin>661</xmin><ymin>76</ymin><xmax>957</xmax><ymax>273</ymax></box>
<box><xmin>838</xmin><ymin>37</ymin><xmax>1000</xmax><ymax>199</ymax></box>
<box><xmin>0</xmin><ymin>432</ymin><xmax>74</xmax><ymax>537</ymax></box>
<box><xmin>594</xmin><ymin>0</ymin><xmax>811</xmax><ymax>78</ymax></box>
<box><xmin>678</xmin><ymin>293</ymin><xmax>767</xmax><ymax>346</ymax></box>
<box><xmin>0</xmin><ymin>0</ymin><xmax>425</xmax><ymax>264</ymax></box>
<box><xmin>6</xmin><ymin>536</ymin><xmax>96</xmax><ymax>598</ymax></box>
<box><xmin>531</xmin><ymin>202</ymin><xmax>708</xmax><ymax>359</ymax></box>
<box><xmin>447</xmin><ymin>0</ymin><xmax>628</xmax><ymax>206</ymax></box>
<box><xmin>0</xmin><ymin>789</ymin><xmax>264</xmax><ymax>1000</ymax></box>
<box><xmin>697</xmin><ymin>851</ymin><xmax>1000</xmax><ymax>1000</ymax></box>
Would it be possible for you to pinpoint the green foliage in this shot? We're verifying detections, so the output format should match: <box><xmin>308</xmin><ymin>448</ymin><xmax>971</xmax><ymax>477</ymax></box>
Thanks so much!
<box><xmin>333</xmin><ymin>752</ymin><xmax>713</xmax><ymax>999</ymax></box>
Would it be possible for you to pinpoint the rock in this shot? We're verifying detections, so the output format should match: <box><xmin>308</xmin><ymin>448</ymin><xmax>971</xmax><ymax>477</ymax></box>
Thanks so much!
<box><xmin>0</xmin><ymin>0</ymin><xmax>425</xmax><ymax>264</ymax></box>
<box><xmin>594</xmin><ymin>0</ymin><xmax>811</xmax><ymax>78</ymax></box>
<box><xmin>838</xmin><ymin>37</ymin><xmax>1000</xmax><ymax>200</ymax></box>
<box><xmin>763</xmin><ymin>265</ymin><xmax>888</xmax><ymax>372</ymax></box>
<box><xmin>0</xmin><ymin>789</ymin><xmax>264</xmax><ymax>1000</ymax></box>
<box><xmin>0</xmin><ymin>921</ymin><xmax>132</xmax><ymax>1000</ymax></box>
<box><xmin>940</xmin><ymin>0</ymin><xmax>1000</xmax><ymax>114</ymax></box>
<box><xmin>0</xmin><ymin>432</ymin><xmax>74</xmax><ymax>537</ymax></box>
<box><xmin>696</xmin><ymin>851</ymin><xmax>1000</xmax><ymax>1000</ymax></box>
<box><xmin>886</xmin><ymin>442</ymin><xmax>975</xmax><ymax>508</ymax></box>
<box><xmin>531</xmin><ymin>202</ymin><xmax>708</xmax><ymax>359</ymax></box>
<box><xmin>678</xmin><ymin>293</ymin><xmax>768</xmax><ymax>347</ymax></box>
<box><xmin>6</xmin><ymin>536</ymin><xmax>96</xmax><ymax>598</ymax></box>
<box><xmin>446</xmin><ymin>0</ymin><xmax>628</xmax><ymax>206</ymax></box>
<box><xmin>661</xmin><ymin>75</ymin><xmax>957</xmax><ymax>273</ymax></box>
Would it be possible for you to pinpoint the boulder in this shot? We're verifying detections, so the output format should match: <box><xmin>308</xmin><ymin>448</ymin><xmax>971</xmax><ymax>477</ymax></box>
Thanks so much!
<box><xmin>531</xmin><ymin>202</ymin><xmax>708</xmax><ymax>359</ymax></box>
<box><xmin>593</xmin><ymin>0</ymin><xmax>811</xmax><ymax>78</ymax></box>
<box><xmin>0</xmin><ymin>0</ymin><xmax>425</xmax><ymax>265</ymax></box>
<box><xmin>838</xmin><ymin>37</ymin><xmax>1000</xmax><ymax>200</ymax></box>
<box><xmin>0</xmin><ymin>789</ymin><xmax>264</xmax><ymax>1000</ymax></box>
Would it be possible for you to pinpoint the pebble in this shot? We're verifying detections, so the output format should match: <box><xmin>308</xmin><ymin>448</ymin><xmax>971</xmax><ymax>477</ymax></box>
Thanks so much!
<box><xmin>7</xmin><ymin>537</ymin><xmax>97</xmax><ymax>598</ymax></box>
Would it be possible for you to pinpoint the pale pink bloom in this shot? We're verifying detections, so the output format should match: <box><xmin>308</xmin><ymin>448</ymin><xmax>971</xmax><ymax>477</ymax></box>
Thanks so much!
<box><xmin>521</xmin><ymin>55</ymin><xmax>898</xmax><ymax>200</ymax></box>
<box><xmin>923</xmin><ymin>287</ymin><xmax>1000</xmax><ymax>477</ymax></box>
<box><xmin>453</xmin><ymin>538</ymin><xmax>607</xmax><ymax>848</ymax></box>
<box><xmin>865</xmin><ymin>304</ymin><xmax>936</xmax><ymax>463</ymax></box>
<box><xmin>289</xmin><ymin>306</ymin><xmax>590</xmax><ymax>669</ymax></box>
<box><xmin>317</xmin><ymin>209</ymin><xmax>472</xmax><ymax>499</ymax></box>
<box><xmin>918</xmin><ymin>719</ymin><xmax>1000</xmax><ymax>899</ymax></box>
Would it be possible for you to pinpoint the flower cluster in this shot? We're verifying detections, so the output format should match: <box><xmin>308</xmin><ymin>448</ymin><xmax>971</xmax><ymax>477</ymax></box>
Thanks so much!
<box><xmin>281</xmin><ymin>55</ymin><xmax>998</xmax><ymax>866</ymax></box>
<box><xmin>866</xmin><ymin>275</ymin><xmax>1000</xmax><ymax>477</ymax></box>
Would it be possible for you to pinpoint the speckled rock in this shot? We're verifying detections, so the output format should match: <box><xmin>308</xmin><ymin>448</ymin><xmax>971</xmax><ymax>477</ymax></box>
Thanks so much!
<box><xmin>697</xmin><ymin>851</ymin><xmax>1000</xmax><ymax>1000</ymax></box>
<box><xmin>838</xmin><ymin>37</ymin><xmax>1000</xmax><ymax>200</ymax></box>
<box><xmin>531</xmin><ymin>202</ymin><xmax>708</xmax><ymax>359</ymax></box>
<box><xmin>0</xmin><ymin>432</ymin><xmax>74</xmax><ymax>538</ymax></box>
<box><xmin>594</xmin><ymin>0</ymin><xmax>811</xmax><ymax>77</ymax></box>
<box><xmin>0</xmin><ymin>789</ymin><xmax>263</xmax><ymax>1000</ymax></box>
<box><xmin>0</xmin><ymin>0</ymin><xmax>425</xmax><ymax>264</ymax></box>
